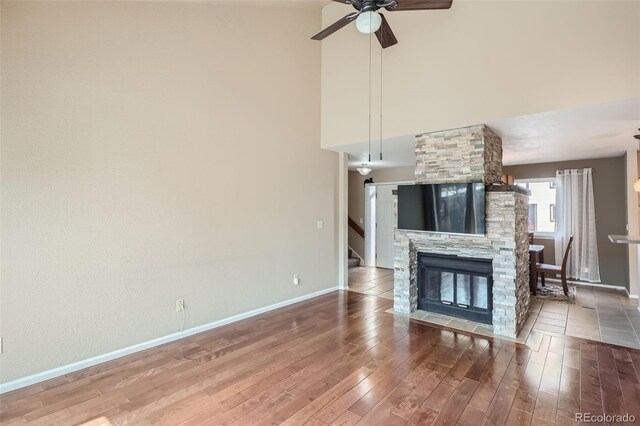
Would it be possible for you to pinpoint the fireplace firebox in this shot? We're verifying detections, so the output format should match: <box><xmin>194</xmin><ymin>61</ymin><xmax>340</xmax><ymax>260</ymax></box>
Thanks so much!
<box><xmin>417</xmin><ymin>253</ymin><xmax>493</xmax><ymax>324</ymax></box>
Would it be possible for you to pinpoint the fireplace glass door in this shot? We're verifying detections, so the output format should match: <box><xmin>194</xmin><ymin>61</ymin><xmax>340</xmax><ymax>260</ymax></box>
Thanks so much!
<box><xmin>418</xmin><ymin>253</ymin><xmax>493</xmax><ymax>324</ymax></box>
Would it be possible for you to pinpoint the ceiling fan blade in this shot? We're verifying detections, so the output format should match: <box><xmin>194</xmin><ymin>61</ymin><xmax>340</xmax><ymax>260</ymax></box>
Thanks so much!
<box><xmin>375</xmin><ymin>14</ymin><xmax>398</xmax><ymax>49</ymax></box>
<box><xmin>386</xmin><ymin>0</ymin><xmax>453</xmax><ymax>11</ymax></box>
<box><xmin>311</xmin><ymin>13</ymin><xmax>358</xmax><ymax>41</ymax></box>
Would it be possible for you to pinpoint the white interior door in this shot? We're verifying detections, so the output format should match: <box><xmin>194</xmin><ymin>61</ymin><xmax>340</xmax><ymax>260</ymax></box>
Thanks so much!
<box><xmin>375</xmin><ymin>185</ymin><xmax>397</xmax><ymax>269</ymax></box>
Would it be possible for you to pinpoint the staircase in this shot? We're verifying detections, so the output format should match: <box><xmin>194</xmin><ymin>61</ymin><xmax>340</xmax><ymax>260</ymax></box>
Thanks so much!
<box><xmin>348</xmin><ymin>248</ymin><xmax>361</xmax><ymax>268</ymax></box>
<box><xmin>348</xmin><ymin>217</ymin><xmax>365</xmax><ymax>269</ymax></box>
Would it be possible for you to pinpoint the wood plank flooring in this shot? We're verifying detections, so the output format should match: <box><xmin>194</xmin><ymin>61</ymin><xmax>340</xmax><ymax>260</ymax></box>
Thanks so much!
<box><xmin>2</xmin><ymin>290</ymin><xmax>640</xmax><ymax>425</ymax></box>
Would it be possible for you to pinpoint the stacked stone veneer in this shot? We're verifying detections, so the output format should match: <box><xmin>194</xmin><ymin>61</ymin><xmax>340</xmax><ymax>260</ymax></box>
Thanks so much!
<box><xmin>415</xmin><ymin>124</ymin><xmax>502</xmax><ymax>184</ymax></box>
<box><xmin>394</xmin><ymin>124</ymin><xmax>530</xmax><ymax>338</ymax></box>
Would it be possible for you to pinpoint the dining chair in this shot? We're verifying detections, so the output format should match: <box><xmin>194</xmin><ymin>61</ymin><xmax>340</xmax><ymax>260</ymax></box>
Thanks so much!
<box><xmin>534</xmin><ymin>236</ymin><xmax>573</xmax><ymax>296</ymax></box>
<box><xmin>528</xmin><ymin>233</ymin><xmax>545</xmax><ymax>286</ymax></box>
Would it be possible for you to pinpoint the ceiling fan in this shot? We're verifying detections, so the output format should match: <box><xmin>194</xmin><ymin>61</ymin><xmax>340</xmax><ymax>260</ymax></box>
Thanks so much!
<box><xmin>311</xmin><ymin>0</ymin><xmax>453</xmax><ymax>49</ymax></box>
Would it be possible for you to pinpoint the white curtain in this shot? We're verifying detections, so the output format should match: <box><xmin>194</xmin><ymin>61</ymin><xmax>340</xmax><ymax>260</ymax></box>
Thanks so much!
<box><xmin>555</xmin><ymin>168</ymin><xmax>601</xmax><ymax>283</ymax></box>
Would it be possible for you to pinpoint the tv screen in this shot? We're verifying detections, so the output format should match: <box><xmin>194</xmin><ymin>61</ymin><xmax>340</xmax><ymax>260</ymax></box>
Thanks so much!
<box><xmin>397</xmin><ymin>183</ymin><xmax>485</xmax><ymax>235</ymax></box>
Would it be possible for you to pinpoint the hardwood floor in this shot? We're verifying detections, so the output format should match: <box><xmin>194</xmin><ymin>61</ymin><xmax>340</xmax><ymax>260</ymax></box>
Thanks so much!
<box><xmin>3</xmin><ymin>290</ymin><xmax>640</xmax><ymax>425</ymax></box>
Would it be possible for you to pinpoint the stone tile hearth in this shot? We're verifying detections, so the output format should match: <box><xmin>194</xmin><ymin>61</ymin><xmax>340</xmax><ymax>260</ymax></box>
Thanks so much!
<box><xmin>350</xmin><ymin>266</ymin><xmax>640</xmax><ymax>349</ymax></box>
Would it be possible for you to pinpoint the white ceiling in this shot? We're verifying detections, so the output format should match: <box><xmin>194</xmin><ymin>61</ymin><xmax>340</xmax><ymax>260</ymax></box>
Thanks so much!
<box><xmin>332</xmin><ymin>98</ymin><xmax>640</xmax><ymax>170</ymax></box>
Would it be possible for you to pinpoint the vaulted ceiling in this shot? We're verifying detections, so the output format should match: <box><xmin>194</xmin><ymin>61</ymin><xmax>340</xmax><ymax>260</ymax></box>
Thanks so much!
<box><xmin>318</xmin><ymin>0</ymin><xmax>640</xmax><ymax>166</ymax></box>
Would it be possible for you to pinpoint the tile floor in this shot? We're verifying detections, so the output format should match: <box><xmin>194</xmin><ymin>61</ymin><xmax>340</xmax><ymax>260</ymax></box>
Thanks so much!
<box><xmin>347</xmin><ymin>266</ymin><xmax>395</xmax><ymax>299</ymax></box>
<box><xmin>348</xmin><ymin>266</ymin><xmax>640</xmax><ymax>349</ymax></box>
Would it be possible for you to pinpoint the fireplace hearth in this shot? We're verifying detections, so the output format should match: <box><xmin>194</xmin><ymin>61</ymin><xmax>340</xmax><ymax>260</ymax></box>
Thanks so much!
<box><xmin>418</xmin><ymin>253</ymin><xmax>493</xmax><ymax>324</ymax></box>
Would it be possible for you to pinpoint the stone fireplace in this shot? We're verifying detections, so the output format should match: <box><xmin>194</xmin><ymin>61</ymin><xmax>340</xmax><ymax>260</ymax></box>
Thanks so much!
<box><xmin>394</xmin><ymin>125</ymin><xmax>530</xmax><ymax>338</ymax></box>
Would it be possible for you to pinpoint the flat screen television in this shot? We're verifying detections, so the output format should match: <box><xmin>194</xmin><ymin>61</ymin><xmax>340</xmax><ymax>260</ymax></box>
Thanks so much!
<box><xmin>397</xmin><ymin>183</ymin><xmax>485</xmax><ymax>235</ymax></box>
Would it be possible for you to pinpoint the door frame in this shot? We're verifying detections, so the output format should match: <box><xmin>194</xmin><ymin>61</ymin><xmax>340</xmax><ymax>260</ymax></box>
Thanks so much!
<box><xmin>364</xmin><ymin>181</ymin><xmax>414</xmax><ymax>267</ymax></box>
<box><xmin>338</xmin><ymin>153</ymin><xmax>349</xmax><ymax>290</ymax></box>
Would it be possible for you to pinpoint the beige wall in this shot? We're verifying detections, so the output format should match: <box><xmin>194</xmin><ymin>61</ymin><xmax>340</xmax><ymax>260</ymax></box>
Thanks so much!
<box><xmin>503</xmin><ymin>156</ymin><xmax>628</xmax><ymax>288</ymax></box>
<box><xmin>348</xmin><ymin>166</ymin><xmax>414</xmax><ymax>258</ymax></box>
<box><xmin>321</xmin><ymin>1</ymin><xmax>640</xmax><ymax>149</ymax></box>
<box><xmin>0</xmin><ymin>1</ymin><xmax>337</xmax><ymax>383</ymax></box>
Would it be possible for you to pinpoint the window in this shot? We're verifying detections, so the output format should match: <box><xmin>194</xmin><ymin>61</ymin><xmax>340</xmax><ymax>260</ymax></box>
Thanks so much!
<box><xmin>515</xmin><ymin>178</ymin><xmax>557</xmax><ymax>236</ymax></box>
<box><xmin>528</xmin><ymin>204</ymin><xmax>538</xmax><ymax>232</ymax></box>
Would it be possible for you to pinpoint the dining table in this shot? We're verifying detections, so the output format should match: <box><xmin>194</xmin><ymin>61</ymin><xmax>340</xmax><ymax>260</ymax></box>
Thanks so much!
<box><xmin>529</xmin><ymin>244</ymin><xmax>545</xmax><ymax>294</ymax></box>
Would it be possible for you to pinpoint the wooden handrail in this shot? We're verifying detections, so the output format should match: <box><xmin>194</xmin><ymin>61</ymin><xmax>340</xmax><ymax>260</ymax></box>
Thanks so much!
<box><xmin>348</xmin><ymin>217</ymin><xmax>365</xmax><ymax>238</ymax></box>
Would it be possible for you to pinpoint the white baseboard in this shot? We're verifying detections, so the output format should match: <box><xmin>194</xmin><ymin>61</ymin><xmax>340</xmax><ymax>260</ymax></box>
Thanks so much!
<box><xmin>0</xmin><ymin>286</ymin><xmax>339</xmax><ymax>394</ymax></box>
<box><xmin>545</xmin><ymin>277</ymin><xmax>627</xmax><ymax>292</ymax></box>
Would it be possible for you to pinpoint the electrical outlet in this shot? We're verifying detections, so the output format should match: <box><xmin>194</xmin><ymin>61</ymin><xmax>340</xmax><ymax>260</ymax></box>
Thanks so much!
<box><xmin>176</xmin><ymin>299</ymin><xmax>185</xmax><ymax>312</ymax></box>
<box><xmin>293</xmin><ymin>274</ymin><xmax>300</xmax><ymax>286</ymax></box>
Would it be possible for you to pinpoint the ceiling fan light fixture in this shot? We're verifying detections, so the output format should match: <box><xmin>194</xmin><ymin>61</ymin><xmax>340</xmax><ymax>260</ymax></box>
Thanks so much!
<box><xmin>356</xmin><ymin>11</ymin><xmax>382</xmax><ymax>34</ymax></box>
<box><xmin>357</xmin><ymin>164</ymin><xmax>373</xmax><ymax>176</ymax></box>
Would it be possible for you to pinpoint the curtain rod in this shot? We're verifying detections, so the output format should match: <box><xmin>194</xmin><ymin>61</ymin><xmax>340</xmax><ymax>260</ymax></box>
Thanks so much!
<box><xmin>556</xmin><ymin>168</ymin><xmax>595</xmax><ymax>174</ymax></box>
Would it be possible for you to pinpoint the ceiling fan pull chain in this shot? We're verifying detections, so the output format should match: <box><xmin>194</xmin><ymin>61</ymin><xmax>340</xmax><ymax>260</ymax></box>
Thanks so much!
<box><xmin>368</xmin><ymin>30</ymin><xmax>372</xmax><ymax>163</ymax></box>
<box><xmin>380</xmin><ymin>44</ymin><xmax>383</xmax><ymax>161</ymax></box>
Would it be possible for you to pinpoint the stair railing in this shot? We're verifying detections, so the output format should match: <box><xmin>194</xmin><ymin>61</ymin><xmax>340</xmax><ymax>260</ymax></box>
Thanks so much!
<box><xmin>348</xmin><ymin>217</ymin><xmax>365</xmax><ymax>238</ymax></box>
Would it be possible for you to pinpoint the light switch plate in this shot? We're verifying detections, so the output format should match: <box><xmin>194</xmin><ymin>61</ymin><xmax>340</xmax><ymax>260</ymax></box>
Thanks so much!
<box><xmin>316</xmin><ymin>220</ymin><xmax>323</xmax><ymax>229</ymax></box>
